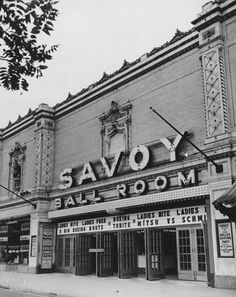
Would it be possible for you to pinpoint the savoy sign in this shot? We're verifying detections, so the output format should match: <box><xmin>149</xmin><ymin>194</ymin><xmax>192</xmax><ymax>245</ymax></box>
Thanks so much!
<box><xmin>59</xmin><ymin>132</ymin><xmax>188</xmax><ymax>189</ymax></box>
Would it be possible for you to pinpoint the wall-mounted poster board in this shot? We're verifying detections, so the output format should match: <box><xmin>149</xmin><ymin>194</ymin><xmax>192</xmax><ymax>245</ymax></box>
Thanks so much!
<box><xmin>37</xmin><ymin>223</ymin><xmax>56</xmax><ymax>273</ymax></box>
<box><xmin>216</xmin><ymin>220</ymin><xmax>234</xmax><ymax>258</ymax></box>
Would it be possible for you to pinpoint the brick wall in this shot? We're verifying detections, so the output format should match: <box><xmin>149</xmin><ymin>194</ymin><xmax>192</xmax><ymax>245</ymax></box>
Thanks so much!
<box><xmin>53</xmin><ymin>48</ymin><xmax>205</xmax><ymax>187</ymax></box>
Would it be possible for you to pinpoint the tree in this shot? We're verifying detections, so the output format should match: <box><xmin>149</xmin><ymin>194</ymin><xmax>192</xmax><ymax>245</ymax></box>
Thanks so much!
<box><xmin>0</xmin><ymin>0</ymin><xmax>58</xmax><ymax>91</ymax></box>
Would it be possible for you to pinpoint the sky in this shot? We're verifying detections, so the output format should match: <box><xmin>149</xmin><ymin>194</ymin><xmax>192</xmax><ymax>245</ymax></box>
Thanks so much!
<box><xmin>0</xmin><ymin>0</ymin><xmax>208</xmax><ymax>128</ymax></box>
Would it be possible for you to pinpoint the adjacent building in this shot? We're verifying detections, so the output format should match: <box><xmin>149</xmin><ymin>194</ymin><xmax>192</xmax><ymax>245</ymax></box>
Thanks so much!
<box><xmin>0</xmin><ymin>0</ymin><xmax>236</xmax><ymax>289</ymax></box>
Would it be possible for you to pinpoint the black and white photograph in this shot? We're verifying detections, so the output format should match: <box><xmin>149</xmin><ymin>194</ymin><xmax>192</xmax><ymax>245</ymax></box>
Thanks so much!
<box><xmin>0</xmin><ymin>1</ymin><xmax>236</xmax><ymax>296</ymax></box>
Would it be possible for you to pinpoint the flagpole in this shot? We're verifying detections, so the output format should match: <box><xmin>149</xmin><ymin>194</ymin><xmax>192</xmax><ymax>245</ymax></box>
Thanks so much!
<box><xmin>0</xmin><ymin>184</ymin><xmax>36</xmax><ymax>208</ymax></box>
<box><xmin>150</xmin><ymin>107</ymin><xmax>223</xmax><ymax>173</ymax></box>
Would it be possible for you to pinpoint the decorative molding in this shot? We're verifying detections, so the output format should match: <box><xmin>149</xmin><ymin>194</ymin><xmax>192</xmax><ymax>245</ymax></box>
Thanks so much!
<box><xmin>99</xmin><ymin>101</ymin><xmax>132</xmax><ymax>156</ymax></box>
<box><xmin>9</xmin><ymin>142</ymin><xmax>26</xmax><ymax>163</ymax></box>
<box><xmin>8</xmin><ymin>142</ymin><xmax>27</xmax><ymax>193</ymax></box>
<box><xmin>201</xmin><ymin>46</ymin><xmax>228</xmax><ymax>137</ymax></box>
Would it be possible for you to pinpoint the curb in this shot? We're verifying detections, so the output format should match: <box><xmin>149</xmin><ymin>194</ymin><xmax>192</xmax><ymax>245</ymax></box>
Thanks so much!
<box><xmin>0</xmin><ymin>285</ymin><xmax>10</xmax><ymax>290</ymax></box>
<box><xmin>1</xmin><ymin>286</ymin><xmax>82</xmax><ymax>297</ymax></box>
<box><xmin>0</xmin><ymin>280</ymin><xmax>87</xmax><ymax>297</ymax></box>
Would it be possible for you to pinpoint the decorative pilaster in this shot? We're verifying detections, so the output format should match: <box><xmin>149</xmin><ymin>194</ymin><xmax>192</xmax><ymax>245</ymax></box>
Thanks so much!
<box><xmin>201</xmin><ymin>47</ymin><xmax>228</xmax><ymax>137</ymax></box>
<box><xmin>192</xmin><ymin>1</ymin><xmax>229</xmax><ymax>139</ymax></box>
<box><xmin>34</xmin><ymin>104</ymin><xmax>55</xmax><ymax>189</ymax></box>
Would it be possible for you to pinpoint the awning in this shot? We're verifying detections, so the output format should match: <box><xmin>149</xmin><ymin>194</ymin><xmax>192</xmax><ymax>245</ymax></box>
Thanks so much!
<box><xmin>213</xmin><ymin>182</ymin><xmax>236</xmax><ymax>222</ymax></box>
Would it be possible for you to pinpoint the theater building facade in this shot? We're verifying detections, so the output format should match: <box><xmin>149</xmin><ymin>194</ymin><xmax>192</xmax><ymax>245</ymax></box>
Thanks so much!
<box><xmin>0</xmin><ymin>0</ymin><xmax>236</xmax><ymax>289</ymax></box>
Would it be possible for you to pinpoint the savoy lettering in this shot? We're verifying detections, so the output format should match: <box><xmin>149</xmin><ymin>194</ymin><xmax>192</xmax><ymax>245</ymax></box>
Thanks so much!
<box><xmin>59</xmin><ymin>133</ymin><xmax>187</xmax><ymax>189</ymax></box>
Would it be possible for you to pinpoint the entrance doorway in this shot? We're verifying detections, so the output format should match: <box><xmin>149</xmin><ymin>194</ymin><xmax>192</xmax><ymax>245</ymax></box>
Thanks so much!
<box><xmin>66</xmin><ymin>226</ymin><xmax>207</xmax><ymax>281</ymax></box>
<box><xmin>176</xmin><ymin>227</ymin><xmax>207</xmax><ymax>281</ymax></box>
<box><xmin>146</xmin><ymin>227</ymin><xmax>206</xmax><ymax>281</ymax></box>
<box><xmin>76</xmin><ymin>232</ymin><xmax>118</xmax><ymax>276</ymax></box>
<box><xmin>163</xmin><ymin>229</ymin><xmax>177</xmax><ymax>277</ymax></box>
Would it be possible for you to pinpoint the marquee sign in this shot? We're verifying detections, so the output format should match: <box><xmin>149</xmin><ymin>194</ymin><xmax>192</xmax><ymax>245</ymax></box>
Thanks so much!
<box><xmin>57</xmin><ymin>205</ymin><xmax>207</xmax><ymax>235</ymax></box>
<box><xmin>55</xmin><ymin>168</ymin><xmax>197</xmax><ymax>209</ymax></box>
<box><xmin>59</xmin><ymin>133</ymin><xmax>188</xmax><ymax>190</ymax></box>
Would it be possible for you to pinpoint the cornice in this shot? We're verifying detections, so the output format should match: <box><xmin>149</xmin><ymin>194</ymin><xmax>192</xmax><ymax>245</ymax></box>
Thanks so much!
<box><xmin>192</xmin><ymin>0</ymin><xmax>236</xmax><ymax>31</ymax></box>
<box><xmin>0</xmin><ymin>196</ymin><xmax>34</xmax><ymax>210</ymax></box>
<box><xmin>1</xmin><ymin>103</ymin><xmax>56</xmax><ymax>141</ymax></box>
<box><xmin>0</xmin><ymin>30</ymin><xmax>198</xmax><ymax>140</ymax></box>
<box><xmin>1</xmin><ymin>114</ymin><xmax>35</xmax><ymax>141</ymax></box>
<box><xmin>54</xmin><ymin>33</ymin><xmax>199</xmax><ymax>120</ymax></box>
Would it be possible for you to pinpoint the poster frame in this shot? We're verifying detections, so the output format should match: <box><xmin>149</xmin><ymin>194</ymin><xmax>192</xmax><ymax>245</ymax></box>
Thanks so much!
<box><xmin>216</xmin><ymin>219</ymin><xmax>234</xmax><ymax>258</ymax></box>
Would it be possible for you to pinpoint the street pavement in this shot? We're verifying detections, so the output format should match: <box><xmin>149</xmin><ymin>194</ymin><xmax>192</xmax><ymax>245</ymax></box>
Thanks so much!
<box><xmin>0</xmin><ymin>288</ymin><xmax>48</xmax><ymax>297</ymax></box>
<box><xmin>0</xmin><ymin>271</ymin><xmax>235</xmax><ymax>297</ymax></box>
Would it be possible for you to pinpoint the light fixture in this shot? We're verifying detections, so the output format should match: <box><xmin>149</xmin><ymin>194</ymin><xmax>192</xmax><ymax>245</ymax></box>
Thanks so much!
<box><xmin>184</xmin><ymin>152</ymin><xmax>188</xmax><ymax>158</ymax></box>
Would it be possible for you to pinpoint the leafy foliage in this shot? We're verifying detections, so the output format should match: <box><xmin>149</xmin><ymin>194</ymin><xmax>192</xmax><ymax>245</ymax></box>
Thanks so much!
<box><xmin>0</xmin><ymin>0</ymin><xmax>59</xmax><ymax>91</ymax></box>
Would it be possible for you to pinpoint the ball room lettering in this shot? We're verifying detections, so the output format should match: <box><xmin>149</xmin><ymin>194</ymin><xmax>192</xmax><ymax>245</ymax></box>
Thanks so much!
<box><xmin>55</xmin><ymin>169</ymin><xmax>197</xmax><ymax>209</ymax></box>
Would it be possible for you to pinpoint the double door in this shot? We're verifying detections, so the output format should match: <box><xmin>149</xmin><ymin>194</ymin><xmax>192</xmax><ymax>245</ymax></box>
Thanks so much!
<box><xmin>176</xmin><ymin>227</ymin><xmax>206</xmax><ymax>281</ymax></box>
<box><xmin>76</xmin><ymin>231</ymin><xmax>140</xmax><ymax>278</ymax></box>
<box><xmin>117</xmin><ymin>229</ymin><xmax>164</xmax><ymax>279</ymax></box>
<box><xmin>119</xmin><ymin>229</ymin><xmax>165</xmax><ymax>280</ymax></box>
<box><xmin>76</xmin><ymin>233</ymin><xmax>116</xmax><ymax>276</ymax></box>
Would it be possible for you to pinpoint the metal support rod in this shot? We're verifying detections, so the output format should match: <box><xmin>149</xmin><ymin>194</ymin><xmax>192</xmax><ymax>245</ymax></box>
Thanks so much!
<box><xmin>150</xmin><ymin>106</ymin><xmax>223</xmax><ymax>173</ymax></box>
<box><xmin>0</xmin><ymin>184</ymin><xmax>36</xmax><ymax>208</ymax></box>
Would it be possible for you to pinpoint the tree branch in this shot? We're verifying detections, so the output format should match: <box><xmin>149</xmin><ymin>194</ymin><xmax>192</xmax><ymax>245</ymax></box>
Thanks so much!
<box><xmin>0</xmin><ymin>57</ymin><xmax>10</xmax><ymax>61</ymax></box>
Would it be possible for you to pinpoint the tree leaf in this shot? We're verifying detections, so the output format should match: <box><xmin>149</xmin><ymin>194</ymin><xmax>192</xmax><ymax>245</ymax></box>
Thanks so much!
<box><xmin>0</xmin><ymin>0</ymin><xmax>58</xmax><ymax>91</ymax></box>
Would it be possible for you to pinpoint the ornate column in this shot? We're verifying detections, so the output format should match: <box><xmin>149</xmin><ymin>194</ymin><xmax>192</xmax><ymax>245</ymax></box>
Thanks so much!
<box><xmin>34</xmin><ymin>103</ymin><xmax>55</xmax><ymax>190</ymax></box>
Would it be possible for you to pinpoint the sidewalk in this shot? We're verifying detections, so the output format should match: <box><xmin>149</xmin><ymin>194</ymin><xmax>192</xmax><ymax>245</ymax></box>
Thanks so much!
<box><xmin>0</xmin><ymin>271</ymin><xmax>235</xmax><ymax>297</ymax></box>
